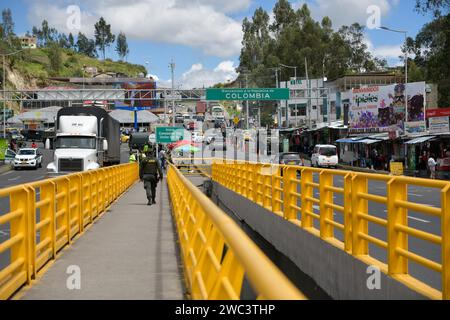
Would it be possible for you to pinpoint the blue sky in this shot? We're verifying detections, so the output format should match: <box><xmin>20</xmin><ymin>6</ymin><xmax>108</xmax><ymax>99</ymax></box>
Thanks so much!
<box><xmin>0</xmin><ymin>0</ymin><xmax>435</xmax><ymax>88</ymax></box>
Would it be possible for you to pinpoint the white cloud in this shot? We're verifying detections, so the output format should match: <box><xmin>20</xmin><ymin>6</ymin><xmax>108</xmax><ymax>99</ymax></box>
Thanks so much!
<box><xmin>173</xmin><ymin>0</ymin><xmax>252</xmax><ymax>14</ymax></box>
<box><xmin>26</xmin><ymin>0</ymin><xmax>244</xmax><ymax>57</ymax></box>
<box><xmin>364</xmin><ymin>36</ymin><xmax>403</xmax><ymax>64</ymax></box>
<box><xmin>300</xmin><ymin>0</ymin><xmax>398</xmax><ymax>29</ymax></box>
<box><xmin>179</xmin><ymin>61</ymin><xmax>238</xmax><ymax>89</ymax></box>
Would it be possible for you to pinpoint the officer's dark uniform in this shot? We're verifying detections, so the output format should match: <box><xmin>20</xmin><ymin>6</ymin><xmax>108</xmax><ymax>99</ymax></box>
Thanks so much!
<box><xmin>139</xmin><ymin>153</ymin><xmax>163</xmax><ymax>205</ymax></box>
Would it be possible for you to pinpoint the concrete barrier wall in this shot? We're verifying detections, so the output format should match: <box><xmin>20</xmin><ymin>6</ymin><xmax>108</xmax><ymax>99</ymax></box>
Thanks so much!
<box><xmin>213</xmin><ymin>181</ymin><xmax>428</xmax><ymax>300</ymax></box>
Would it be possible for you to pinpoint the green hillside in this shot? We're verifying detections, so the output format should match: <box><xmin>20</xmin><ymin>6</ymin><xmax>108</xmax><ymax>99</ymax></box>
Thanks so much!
<box><xmin>8</xmin><ymin>48</ymin><xmax>147</xmax><ymax>87</ymax></box>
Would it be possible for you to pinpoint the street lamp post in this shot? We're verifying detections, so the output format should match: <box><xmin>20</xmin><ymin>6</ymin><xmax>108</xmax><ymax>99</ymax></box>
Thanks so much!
<box><xmin>169</xmin><ymin>59</ymin><xmax>175</xmax><ymax>126</ymax></box>
<box><xmin>380</xmin><ymin>26</ymin><xmax>408</xmax><ymax>121</ymax></box>
<box><xmin>280</xmin><ymin>63</ymin><xmax>297</xmax><ymax>128</ymax></box>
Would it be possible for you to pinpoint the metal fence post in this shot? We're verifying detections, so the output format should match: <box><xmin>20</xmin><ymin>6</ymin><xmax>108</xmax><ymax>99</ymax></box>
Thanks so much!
<box><xmin>441</xmin><ymin>185</ymin><xmax>450</xmax><ymax>299</ymax></box>
<box><xmin>344</xmin><ymin>173</ymin><xmax>353</xmax><ymax>253</ymax></box>
<box><xmin>301</xmin><ymin>169</ymin><xmax>313</xmax><ymax>228</ymax></box>
<box><xmin>283</xmin><ymin>167</ymin><xmax>296</xmax><ymax>220</ymax></box>
<box><xmin>351</xmin><ymin>175</ymin><xmax>368</xmax><ymax>255</ymax></box>
<box><xmin>387</xmin><ymin>178</ymin><xmax>408</xmax><ymax>275</ymax></box>
<box><xmin>319</xmin><ymin>171</ymin><xmax>333</xmax><ymax>239</ymax></box>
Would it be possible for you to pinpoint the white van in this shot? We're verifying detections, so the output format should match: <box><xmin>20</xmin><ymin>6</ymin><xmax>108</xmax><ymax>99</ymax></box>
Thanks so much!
<box><xmin>311</xmin><ymin>144</ymin><xmax>339</xmax><ymax>168</ymax></box>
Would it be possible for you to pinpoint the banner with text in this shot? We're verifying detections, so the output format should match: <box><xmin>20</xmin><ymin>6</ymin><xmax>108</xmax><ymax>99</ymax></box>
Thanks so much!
<box><xmin>349</xmin><ymin>82</ymin><xmax>426</xmax><ymax>134</ymax></box>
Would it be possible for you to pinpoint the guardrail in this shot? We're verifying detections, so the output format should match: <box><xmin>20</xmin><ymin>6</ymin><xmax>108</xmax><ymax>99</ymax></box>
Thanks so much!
<box><xmin>166</xmin><ymin>164</ymin><xmax>305</xmax><ymax>300</ymax></box>
<box><xmin>171</xmin><ymin>158</ymin><xmax>213</xmax><ymax>178</ymax></box>
<box><xmin>212</xmin><ymin>162</ymin><xmax>450</xmax><ymax>300</ymax></box>
<box><xmin>0</xmin><ymin>163</ymin><xmax>139</xmax><ymax>300</ymax></box>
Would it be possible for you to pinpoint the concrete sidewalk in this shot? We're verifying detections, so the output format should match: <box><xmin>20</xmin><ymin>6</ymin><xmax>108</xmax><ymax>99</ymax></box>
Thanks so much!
<box><xmin>20</xmin><ymin>180</ymin><xmax>185</xmax><ymax>300</ymax></box>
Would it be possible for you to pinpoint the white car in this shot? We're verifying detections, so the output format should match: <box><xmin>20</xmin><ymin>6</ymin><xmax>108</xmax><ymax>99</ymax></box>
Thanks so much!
<box><xmin>191</xmin><ymin>131</ymin><xmax>203</xmax><ymax>143</ymax></box>
<box><xmin>311</xmin><ymin>144</ymin><xmax>339</xmax><ymax>168</ymax></box>
<box><xmin>4</xmin><ymin>148</ymin><xmax>16</xmax><ymax>165</ymax></box>
<box><xmin>14</xmin><ymin>148</ymin><xmax>43</xmax><ymax>170</ymax></box>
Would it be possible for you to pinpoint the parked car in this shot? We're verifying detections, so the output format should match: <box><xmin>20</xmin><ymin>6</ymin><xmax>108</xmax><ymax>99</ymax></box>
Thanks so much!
<box><xmin>4</xmin><ymin>148</ymin><xmax>16</xmax><ymax>165</ymax></box>
<box><xmin>14</xmin><ymin>148</ymin><xmax>43</xmax><ymax>170</ymax></box>
<box><xmin>277</xmin><ymin>152</ymin><xmax>304</xmax><ymax>166</ymax></box>
<box><xmin>311</xmin><ymin>144</ymin><xmax>338</xmax><ymax>168</ymax></box>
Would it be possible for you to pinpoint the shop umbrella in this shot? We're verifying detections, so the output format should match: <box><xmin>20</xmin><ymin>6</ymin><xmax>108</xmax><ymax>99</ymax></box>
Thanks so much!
<box><xmin>168</xmin><ymin>140</ymin><xmax>192</xmax><ymax>149</ymax></box>
<box><xmin>174</xmin><ymin>145</ymin><xmax>200</xmax><ymax>153</ymax></box>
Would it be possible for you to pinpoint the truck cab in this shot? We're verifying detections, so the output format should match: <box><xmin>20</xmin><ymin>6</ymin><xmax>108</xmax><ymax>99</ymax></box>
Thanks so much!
<box><xmin>46</xmin><ymin>107</ymin><xmax>120</xmax><ymax>175</ymax></box>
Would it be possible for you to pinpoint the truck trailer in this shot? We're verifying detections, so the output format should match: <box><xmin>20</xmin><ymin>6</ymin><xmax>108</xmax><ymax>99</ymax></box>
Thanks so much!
<box><xmin>46</xmin><ymin>107</ymin><xmax>121</xmax><ymax>174</ymax></box>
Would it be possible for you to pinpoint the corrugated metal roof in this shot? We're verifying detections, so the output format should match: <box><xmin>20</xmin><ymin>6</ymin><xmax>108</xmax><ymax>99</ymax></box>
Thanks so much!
<box><xmin>405</xmin><ymin>136</ymin><xmax>436</xmax><ymax>144</ymax></box>
<box><xmin>109</xmin><ymin>109</ymin><xmax>159</xmax><ymax>124</ymax></box>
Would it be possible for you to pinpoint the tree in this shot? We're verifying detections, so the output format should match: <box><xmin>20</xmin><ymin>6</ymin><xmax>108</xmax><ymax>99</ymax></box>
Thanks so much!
<box><xmin>32</xmin><ymin>26</ymin><xmax>42</xmax><ymax>47</ymax></box>
<box><xmin>77</xmin><ymin>32</ymin><xmax>97</xmax><ymax>58</ymax></box>
<box><xmin>48</xmin><ymin>43</ymin><xmax>62</xmax><ymax>75</ymax></box>
<box><xmin>1</xmin><ymin>8</ymin><xmax>14</xmax><ymax>42</ymax></box>
<box><xmin>339</xmin><ymin>23</ymin><xmax>373</xmax><ymax>73</ymax></box>
<box><xmin>94</xmin><ymin>17</ymin><xmax>115</xmax><ymax>60</ymax></box>
<box><xmin>414</xmin><ymin>14</ymin><xmax>450</xmax><ymax>106</ymax></box>
<box><xmin>415</xmin><ymin>0</ymin><xmax>450</xmax><ymax>16</ymax></box>
<box><xmin>58</xmin><ymin>33</ymin><xmax>70</xmax><ymax>49</ymax></box>
<box><xmin>68</xmin><ymin>33</ymin><xmax>75</xmax><ymax>50</ymax></box>
<box><xmin>115</xmin><ymin>32</ymin><xmax>129</xmax><ymax>61</ymax></box>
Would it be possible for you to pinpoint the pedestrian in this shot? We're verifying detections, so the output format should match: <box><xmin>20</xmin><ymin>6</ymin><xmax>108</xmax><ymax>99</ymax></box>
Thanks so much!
<box><xmin>428</xmin><ymin>154</ymin><xmax>437</xmax><ymax>179</ymax></box>
<box><xmin>129</xmin><ymin>151</ymin><xmax>137</xmax><ymax>163</ymax></box>
<box><xmin>31</xmin><ymin>141</ymin><xmax>37</xmax><ymax>149</ymax></box>
<box><xmin>139</xmin><ymin>151</ymin><xmax>163</xmax><ymax>205</ymax></box>
<box><xmin>159</xmin><ymin>148</ymin><xmax>166</xmax><ymax>171</ymax></box>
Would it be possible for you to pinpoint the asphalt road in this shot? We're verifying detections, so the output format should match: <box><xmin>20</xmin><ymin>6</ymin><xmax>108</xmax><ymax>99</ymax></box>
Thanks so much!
<box><xmin>179</xmin><ymin>138</ymin><xmax>443</xmax><ymax>293</ymax></box>
<box><xmin>0</xmin><ymin>142</ymin><xmax>131</xmax><ymax>270</ymax></box>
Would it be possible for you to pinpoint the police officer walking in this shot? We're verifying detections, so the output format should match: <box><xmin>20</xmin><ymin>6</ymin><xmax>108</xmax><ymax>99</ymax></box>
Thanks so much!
<box><xmin>139</xmin><ymin>151</ymin><xmax>163</xmax><ymax>205</ymax></box>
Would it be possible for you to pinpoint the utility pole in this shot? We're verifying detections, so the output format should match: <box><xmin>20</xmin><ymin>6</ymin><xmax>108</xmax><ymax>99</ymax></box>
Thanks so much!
<box><xmin>245</xmin><ymin>73</ymin><xmax>249</xmax><ymax>129</ymax></box>
<box><xmin>305</xmin><ymin>57</ymin><xmax>311</xmax><ymax>130</ymax></box>
<box><xmin>2</xmin><ymin>55</ymin><xmax>5</xmax><ymax>138</ymax></box>
<box><xmin>274</xmin><ymin>68</ymin><xmax>281</xmax><ymax>129</ymax></box>
<box><xmin>170</xmin><ymin>59</ymin><xmax>175</xmax><ymax>127</ymax></box>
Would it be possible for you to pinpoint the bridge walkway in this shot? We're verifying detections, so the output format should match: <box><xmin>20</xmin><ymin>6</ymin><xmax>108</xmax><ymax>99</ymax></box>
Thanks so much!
<box><xmin>18</xmin><ymin>181</ymin><xmax>185</xmax><ymax>300</ymax></box>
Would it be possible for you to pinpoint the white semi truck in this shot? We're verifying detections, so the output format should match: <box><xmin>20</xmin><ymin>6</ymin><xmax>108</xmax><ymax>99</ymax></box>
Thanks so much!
<box><xmin>46</xmin><ymin>107</ymin><xmax>121</xmax><ymax>175</ymax></box>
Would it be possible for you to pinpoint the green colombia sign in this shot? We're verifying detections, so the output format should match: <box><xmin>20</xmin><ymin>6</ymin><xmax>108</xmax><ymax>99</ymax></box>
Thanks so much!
<box><xmin>156</xmin><ymin>127</ymin><xmax>184</xmax><ymax>144</ymax></box>
<box><xmin>206</xmin><ymin>88</ymin><xmax>290</xmax><ymax>101</ymax></box>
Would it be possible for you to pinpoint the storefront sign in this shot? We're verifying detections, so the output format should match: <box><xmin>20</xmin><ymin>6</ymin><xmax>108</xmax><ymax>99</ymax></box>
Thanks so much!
<box><xmin>426</xmin><ymin>108</ymin><xmax>450</xmax><ymax>119</ymax></box>
<box><xmin>349</xmin><ymin>82</ymin><xmax>426</xmax><ymax>135</ymax></box>
<box><xmin>429</xmin><ymin>116</ymin><xmax>450</xmax><ymax>134</ymax></box>
<box><xmin>390</xmin><ymin>162</ymin><xmax>404</xmax><ymax>176</ymax></box>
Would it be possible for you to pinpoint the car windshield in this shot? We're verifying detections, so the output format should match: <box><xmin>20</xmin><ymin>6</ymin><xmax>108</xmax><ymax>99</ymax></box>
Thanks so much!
<box><xmin>281</xmin><ymin>154</ymin><xmax>300</xmax><ymax>160</ymax></box>
<box><xmin>320</xmin><ymin>147</ymin><xmax>337</xmax><ymax>156</ymax></box>
<box><xmin>18</xmin><ymin>149</ymin><xmax>35</xmax><ymax>155</ymax></box>
<box><xmin>55</xmin><ymin>137</ymin><xmax>96</xmax><ymax>149</ymax></box>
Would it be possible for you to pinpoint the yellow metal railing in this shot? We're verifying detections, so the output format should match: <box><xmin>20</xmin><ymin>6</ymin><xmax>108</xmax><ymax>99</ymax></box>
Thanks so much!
<box><xmin>0</xmin><ymin>163</ymin><xmax>139</xmax><ymax>300</ymax></box>
<box><xmin>212</xmin><ymin>162</ymin><xmax>450</xmax><ymax>300</ymax></box>
<box><xmin>171</xmin><ymin>158</ymin><xmax>213</xmax><ymax>178</ymax></box>
<box><xmin>167</xmin><ymin>164</ymin><xmax>305</xmax><ymax>300</ymax></box>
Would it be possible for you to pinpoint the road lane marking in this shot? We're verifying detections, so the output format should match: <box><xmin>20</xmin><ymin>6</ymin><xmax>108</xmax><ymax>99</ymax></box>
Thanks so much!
<box><xmin>408</xmin><ymin>193</ymin><xmax>424</xmax><ymax>198</ymax></box>
<box><xmin>0</xmin><ymin>171</ymin><xmax>13</xmax><ymax>176</ymax></box>
<box><xmin>408</xmin><ymin>216</ymin><xmax>430</xmax><ymax>223</ymax></box>
<box><xmin>7</xmin><ymin>176</ymin><xmax>21</xmax><ymax>181</ymax></box>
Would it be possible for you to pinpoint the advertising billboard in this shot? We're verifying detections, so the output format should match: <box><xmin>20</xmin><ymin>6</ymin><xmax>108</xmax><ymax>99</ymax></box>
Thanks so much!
<box><xmin>349</xmin><ymin>82</ymin><xmax>426</xmax><ymax>135</ymax></box>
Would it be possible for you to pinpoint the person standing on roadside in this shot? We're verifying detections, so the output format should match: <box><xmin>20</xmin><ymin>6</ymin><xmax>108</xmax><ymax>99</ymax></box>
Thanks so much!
<box><xmin>428</xmin><ymin>154</ymin><xmax>437</xmax><ymax>179</ymax></box>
